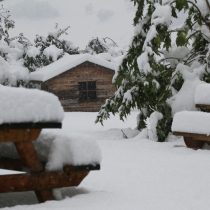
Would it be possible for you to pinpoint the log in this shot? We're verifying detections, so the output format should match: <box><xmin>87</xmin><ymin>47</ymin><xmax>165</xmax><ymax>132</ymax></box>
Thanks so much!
<box><xmin>173</xmin><ymin>132</ymin><xmax>210</xmax><ymax>142</ymax></box>
<box><xmin>0</xmin><ymin>129</ymin><xmax>41</xmax><ymax>143</ymax></box>
<box><xmin>183</xmin><ymin>137</ymin><xmax>204</xmax><ymax>149</ymax></box>
<box><xmin>15</xmin><ymin>141</ymin><xmax>43</xmax><ymax>172</ymax></box>
<box><xmin>0</xmin><ymin>122</ymin><xmax>62</xmax><ymax>129</ymax></box>
<box><xmin>173</xmin><ymin>132</ymin><xmax>207</xmax><ymax>149</ymax></box>
<box><xmin>14</xmin><ymin>139</ymin><xmax>53</xmax><ymax>202</ymax></box>
<box><xmin>0</xmin><ymin>158</ymin><xmax>25</xmax><ymax>171</ymax></box>
<box><xmin>0</xmin><ymin>170</ymin><xmax>89</xmax><ymax>193</ymax></box>
<box><xmin>0</xmin><ymin>157</ymin><xmax>100</xmax><ymax>172</ymax></box>
<box><xmin>196</xmin><ymin>104</ymin><xmax>210</xmax><ymax>112</ymax></box>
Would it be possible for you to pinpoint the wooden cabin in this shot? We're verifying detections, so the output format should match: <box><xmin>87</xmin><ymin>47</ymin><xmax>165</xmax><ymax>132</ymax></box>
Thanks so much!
<box><xmin>30</xmin><ymin>54</ymin><xmax>116</xmax><ymax>112</ymax></box>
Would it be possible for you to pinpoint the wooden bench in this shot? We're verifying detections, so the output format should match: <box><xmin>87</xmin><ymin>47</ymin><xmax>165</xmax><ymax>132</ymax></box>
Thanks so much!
<box><xmin>172</xmin><ymin>83</ymin><xmax>210</xmax><ymax>149</ymax></box>
<box><xmin>0</xmin><ymin>122</ymin><xmax>100</xmax><ymax>203</ymax></box>
<box><xmin>196</xmin><ymin>104</ymin><xmax>210</xmax><ymax>112</ymax></box>
<box><xmin>173</xmin><ymin>131</ymin><xmax>208</xmax><ymax>149</ymax></box>
<box><xmin>172</xmin><ymin>107</ymin><xmax>210</xmax><ymax>149</ymax></box>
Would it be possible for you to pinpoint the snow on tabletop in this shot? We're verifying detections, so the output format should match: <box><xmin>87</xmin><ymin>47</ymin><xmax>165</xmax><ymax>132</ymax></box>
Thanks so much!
<box><xmin>194</xmin><ymin>83</ymin><xmax>210</xmax><ymax>105</ymax></box>
<box><xmin>0</xmin><ymin>85</ymin><xmax>64</xmax><ymax>124</ymax></box>
<box><xmin>30</xmin><ymin>53</ymin><xmax>117</xmax><ymax>82</ymax></box>
<box><xmin>172</xmin><ymin>111</ymin><xmax>210</xmax><ymax>134</ymax></box>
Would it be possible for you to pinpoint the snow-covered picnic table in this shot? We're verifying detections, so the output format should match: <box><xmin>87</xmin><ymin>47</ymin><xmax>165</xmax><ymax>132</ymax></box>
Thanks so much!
<box><xmin>0</xmin><ymin>86</ymin><xmax>101</xmax><ymax>203</ymax></box>
<box><xmin>172</xmin><ymin>83</ymin><xmax>210</xmax><ymax>149</ymax></box>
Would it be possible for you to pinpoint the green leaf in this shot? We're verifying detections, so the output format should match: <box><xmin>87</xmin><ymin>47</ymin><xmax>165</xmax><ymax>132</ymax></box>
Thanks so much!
<box><xmin>176</xmin><ymin>31</ymin><xmax>187</xmax><ymax>46</ymax></box>
<box><xmin>175</xmin><ymin>0</ymin><xmax>188</xmax><ymax>11</ymax></box>
<box><xmin>171</xmin><ymin>7</ymin><xmax>177</xmax><ymax>18</ymax></box>
<box><xmin>164</xmin><ymin>32</ymin><xmax>171</xmax><ymax>51</ymax></box>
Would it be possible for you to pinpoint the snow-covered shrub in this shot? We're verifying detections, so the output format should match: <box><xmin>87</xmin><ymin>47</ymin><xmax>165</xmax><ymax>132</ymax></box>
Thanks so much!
<box><xmin>96</xmin><ymin>0</ymin><xmax>210</xmax><ymax>142</ymax></box>
<box><xmin>85</xmin><ymin>37</ymin><xmax>125</xmax><ymax>56</ymax></box>
<box><xmin>0</xmin><ymin>6</ymin><xmax>29</xmax><ymax>86</ymax></box>
<box><xmin>24</xmin><ymin>24</ymin><xmax>79</xmax><ymax>72</ymax></box>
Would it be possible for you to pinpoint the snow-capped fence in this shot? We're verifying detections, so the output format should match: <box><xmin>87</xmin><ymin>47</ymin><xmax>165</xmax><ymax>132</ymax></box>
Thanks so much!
<box><xmin>0</xmin><ymin>86</ymin><xmax>101</xmax><ymax>203</ymax></box>
<box><xmin>172</xmin><ymin>84</ymin><xmax>210</xmax><ymax>149</ymax></box>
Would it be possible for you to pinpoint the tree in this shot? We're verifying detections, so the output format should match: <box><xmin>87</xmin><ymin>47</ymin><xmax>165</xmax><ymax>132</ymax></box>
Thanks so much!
<box><xmin>24</xmin><ymin>24</ymin><xmax>79</xmax><ymax>72</ymax></box>
<box><xmin>96</xmin><ymin>0</ymin><xmax>210</xmax><ymax>142</ymax></box>
<box><xmin>0</xmin><ymin>5</ymin><xmax>29</xmax><ymax>86</ymax></box>
<box><xmin>85</xmin><ymin>37</ymin><xmax>125</xmax><ymax>56</ymax></box>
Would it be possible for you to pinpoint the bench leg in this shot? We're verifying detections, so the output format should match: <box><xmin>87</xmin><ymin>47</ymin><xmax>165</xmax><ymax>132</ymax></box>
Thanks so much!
<box><xmin>15</xmin><ymin>141</ymin><xmax>54</xmax><ymax>202</ymax></box>
<box><xmin>35</xmin><ymin>190</ymin><xmax>54</xmax><ymax>202</ymax></box>
<box><xmin>184</xmin><ymin>137</ymin><xmax>204</xmax><ymax>149</ymax></box>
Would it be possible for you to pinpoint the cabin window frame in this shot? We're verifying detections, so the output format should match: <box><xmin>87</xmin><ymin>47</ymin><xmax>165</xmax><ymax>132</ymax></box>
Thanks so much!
<box><xmin>78</xmin><ymin>81</ymin><xmax>97</xmax><ymax>101</ymax></box>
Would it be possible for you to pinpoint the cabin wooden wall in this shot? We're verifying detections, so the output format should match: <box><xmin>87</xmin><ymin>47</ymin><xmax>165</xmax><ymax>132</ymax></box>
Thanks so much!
<box><xmin>41</xmin><ymin>61</ymin><xmax>115</xmax><ymax>112</ymax></box>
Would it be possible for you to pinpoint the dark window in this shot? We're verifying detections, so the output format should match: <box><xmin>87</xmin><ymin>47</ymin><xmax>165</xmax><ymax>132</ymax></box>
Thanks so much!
<box><xmin>79</xmin><ymin>81</ymin><xmax>97</xmax><ymax>101</ymax></box>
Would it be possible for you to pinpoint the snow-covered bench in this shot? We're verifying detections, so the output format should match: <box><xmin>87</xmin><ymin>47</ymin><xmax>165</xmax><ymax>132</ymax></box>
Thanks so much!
<box><xmin>0</xmin><ymin>86</ymin><xmax>101</xmax><ymax>203</ymax></box>
<box><xmin>195</xmin><ymin>83</ymin><xmax>210</xmax><ymax>112</ymax></box>
<box><xmin>172</xmin><ymin>83</ymin><xmax>210</xmax><ymax>149</ymax></box>
<box><xmin>172</xmin><ymin>111</ymin><xmax>210</xmax><ymax>149</ymax></box>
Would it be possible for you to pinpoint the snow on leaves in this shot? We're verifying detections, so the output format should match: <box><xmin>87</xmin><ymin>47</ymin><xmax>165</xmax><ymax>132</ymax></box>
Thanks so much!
<box><xmin>97</xmin><ymin>0</ymin><xmax>210</xmax><ymax>142</ymax></box>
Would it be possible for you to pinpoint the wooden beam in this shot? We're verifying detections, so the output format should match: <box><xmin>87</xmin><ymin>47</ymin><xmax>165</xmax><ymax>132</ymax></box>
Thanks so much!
<box><xmin>196</xmin><ymin>104</ymin><xmax>210</xmax><ymax>112</ymax></box>
<box><xmin>0</xmin><ymin>122</ymin><xmax>62</xmax><ymax>129</ymax></box>
<box><xmin>0</xmin><ymin>158</ymin><xmax>25</xmax><ymax>171</ymax></box>
<box><xmin>173</xmin><ymin>131</ymin><xmax>210</xmax><ymax>142</ymax></box>
<box><xmin>0</xmin><ymin>158</ymin><xmax>100</xmax><ymax>172</ymax></box>
<box><xmin>15</xmin><ymin>141</ymin><xmax>43</xmax><ymax>172</ymax></box>
<box><xmin>0</xmin><ymin>170</ymin><xmax>89</xmax><ymax>193</ymax></box>
<box><xmin>14</xmin><ymin>140</ymin><xmax>53</xmax><ymax>202</ymax></box>
<box><xmin>183</xmin><ymin>137</ymin><xmax>204</xmax><ymax>149</ymax></box>
<box><xmin>0</xmin><ymin>129</ymin><xmax>41</xmax><ymax>143</ymax></box>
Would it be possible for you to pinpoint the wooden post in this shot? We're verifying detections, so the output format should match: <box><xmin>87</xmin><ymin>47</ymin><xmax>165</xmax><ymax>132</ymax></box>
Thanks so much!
<box><xmin>11</xmin><ymin>129</ymin><xmax>54</xmax><ymax>202</ymax></box>
<box><xmin>184</xmin><ymin>137</ymin><xmax>204</xmax><ymax>149</ymax></box>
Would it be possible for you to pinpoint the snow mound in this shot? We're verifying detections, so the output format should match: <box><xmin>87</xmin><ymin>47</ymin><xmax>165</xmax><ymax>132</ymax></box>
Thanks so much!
<box><xmin>43</xmin><ymin>45</ymin><xmax>63</xmax><ymax>61</ymax></box>
<box><xmin>0</xmin><ymin>132</ymin><xmax>102</xmax><ymax>170</ymax></box>
<box><xmin>172</xmin><ymin>111</ymin><xmax>210</xmax><ymax>134</ymax></box>
<box><xmin>168</xmin><ymin>73</ymin><xmax>202</xmax><ymax>114</ymax></box>
<box><xmin>26</xmin><ymin>46</ymin><xmax>40</xmax><ymax>58</ymax></box>
<box><xmin>46</xmin><ymin>134</ymin><xmax>101</xmax><ymax>170</ymax></box>
<box><xmin>195</xmin><ymin>83</ymin><xmax>210</xmax><ymax>105</ymax></box>
<box><xmin>0</xmin><ymin>85</ymin><xmax>64</xmax><ymax>124</ymax></box>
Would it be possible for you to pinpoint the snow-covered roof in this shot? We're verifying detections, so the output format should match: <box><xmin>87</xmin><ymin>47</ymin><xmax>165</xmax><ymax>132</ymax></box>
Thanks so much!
<box><xmin>30</xmin><ymin>53</ymin><xmax>117</xmax><ymax>82</ymax></box>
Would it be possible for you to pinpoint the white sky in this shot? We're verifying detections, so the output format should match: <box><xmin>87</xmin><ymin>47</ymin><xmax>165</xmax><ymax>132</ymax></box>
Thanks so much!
<box><xmin>3</xmin><ymin>0</ymin><xmax>136</xmax><ymax>48</ymax></box>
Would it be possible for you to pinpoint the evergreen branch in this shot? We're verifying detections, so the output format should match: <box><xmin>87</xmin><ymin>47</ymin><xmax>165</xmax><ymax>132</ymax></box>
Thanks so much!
<box><xmin>186</xmin><ymin>0</ymin><xmax>210</xmax><ymax>29</ymax></box>
<box><xmin>170</xmin><ymin>0</ymin><xmax>210</xmax><ymax>29</ymax></box>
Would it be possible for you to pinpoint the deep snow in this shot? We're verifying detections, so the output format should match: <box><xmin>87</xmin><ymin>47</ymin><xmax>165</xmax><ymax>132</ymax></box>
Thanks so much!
<box><xmin>1</xmin><ymin>112</ymin><xmax>210</xmax><ymax>210</ymax></box>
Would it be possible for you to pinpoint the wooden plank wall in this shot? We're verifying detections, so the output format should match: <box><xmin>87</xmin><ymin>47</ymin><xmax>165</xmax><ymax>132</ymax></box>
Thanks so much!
<box><xmin>41</xmin><ymin>62</ymin><xmax>116</xmax><ymax>112</ymax></box>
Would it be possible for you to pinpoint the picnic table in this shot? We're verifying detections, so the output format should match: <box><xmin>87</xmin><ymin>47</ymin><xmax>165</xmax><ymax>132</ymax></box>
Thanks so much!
<box><xmin>0</xmin><ymin>122</ymin><xmax>99</xmax><ymax>202</ymax></box>
<box><xmin>172</xmin><ymin>83</ymin><xmax>210</xmax><ymax>149</ymax></box>
<box><xmin>0</xmin><ymin>86</ymin><xmax>100</xmax><ymax>203</ymax></box>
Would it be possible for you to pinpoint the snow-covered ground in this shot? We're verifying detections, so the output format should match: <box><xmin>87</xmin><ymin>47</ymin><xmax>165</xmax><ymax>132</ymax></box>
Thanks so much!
<box><xmin>1</xmin><ymin>112</ymin><xmax>210</xmax><ymax>209</ymax></box>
